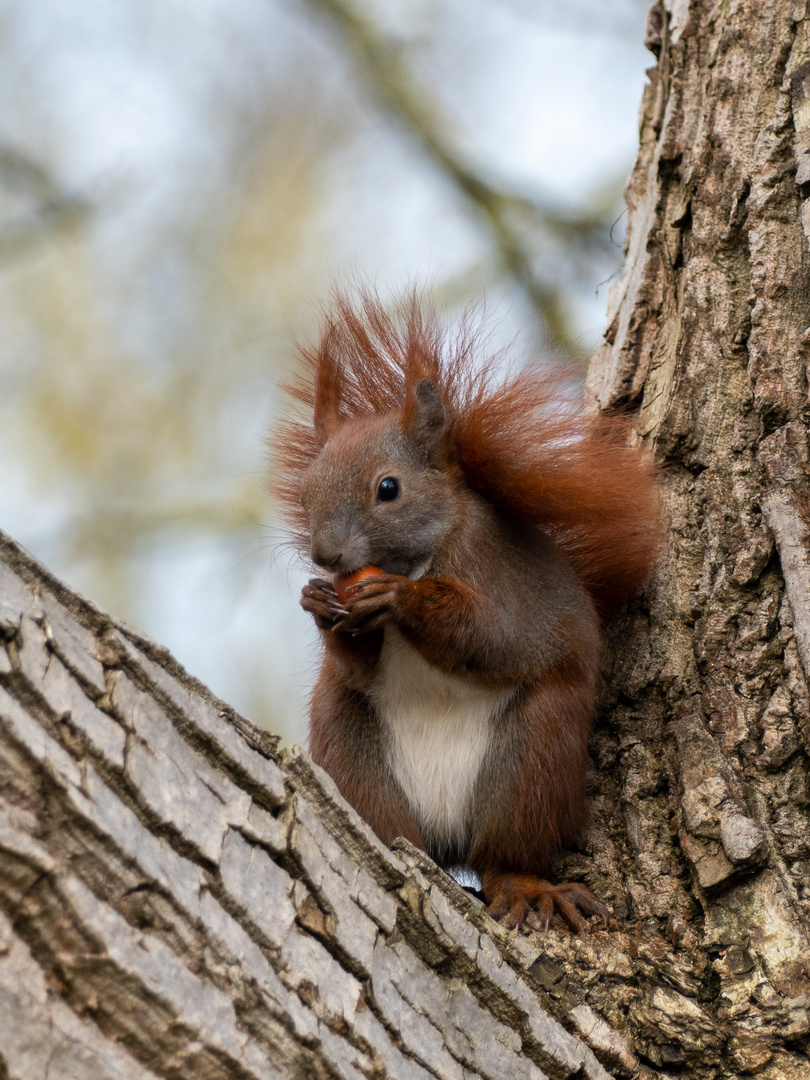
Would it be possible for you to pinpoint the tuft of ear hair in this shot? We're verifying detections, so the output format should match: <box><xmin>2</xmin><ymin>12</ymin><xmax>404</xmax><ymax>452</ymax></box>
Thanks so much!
<box><xmin>312</xmin><ymin>324</ymin><xmax>342</xmax><ymax>444</ymax></box>
<box><xmin>271</xmin><ymin>290</ymin><xmax>663</xmax><ymax>619</ymax></box>
<box><xmin>404</xmin><ymin>379</ymin><xmax>448</xmax><ymax>469</ymax></box>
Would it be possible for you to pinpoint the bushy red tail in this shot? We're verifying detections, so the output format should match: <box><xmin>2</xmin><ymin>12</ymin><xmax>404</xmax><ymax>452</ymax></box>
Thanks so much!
<box><xmin>272</xmin><ymin>292</ymin><xmax>662</xmax><ymax>618</ymax></box>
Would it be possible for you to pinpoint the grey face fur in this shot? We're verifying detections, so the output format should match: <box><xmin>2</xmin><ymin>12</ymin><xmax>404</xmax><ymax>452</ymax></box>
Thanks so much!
<box><xmin>300</xmin><ymin>408</ymin><xmax>461</xmax><ymax>578</ymax></box>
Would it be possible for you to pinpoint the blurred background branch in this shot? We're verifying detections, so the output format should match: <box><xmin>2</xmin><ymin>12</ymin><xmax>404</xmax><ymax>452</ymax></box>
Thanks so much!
<box><xmin>304</xmin><ymin>0</ymin><xmax>621</xmax><ymax>352</ymax></box>
<box><xmin>0</xmin><ymin>146</ymin><xmax>90</xmax><ymax>256</ymax></box>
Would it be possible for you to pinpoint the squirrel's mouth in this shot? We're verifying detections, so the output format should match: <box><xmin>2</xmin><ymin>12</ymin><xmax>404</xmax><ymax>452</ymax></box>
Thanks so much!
<box><xmin>324</xmin><ymin>555</ymin><xmax>433</xmax><ymax>582</ymax></box>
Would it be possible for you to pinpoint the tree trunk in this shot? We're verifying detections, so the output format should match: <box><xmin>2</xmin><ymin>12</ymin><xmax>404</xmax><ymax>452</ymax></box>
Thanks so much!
<box><xmin>573</xmin><ymin>0</ymin><xmax>810</xmax><ymax>1075</ymax></box>
<box><xmin>2</xmin><ymin>2</ymin><xmax>810</xmax><ymax>1078</ymax></box>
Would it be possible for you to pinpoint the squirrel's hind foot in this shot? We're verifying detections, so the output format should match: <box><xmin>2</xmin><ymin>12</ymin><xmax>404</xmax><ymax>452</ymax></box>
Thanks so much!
<box><xmin>482</xmin><ymin>872</ymin><xmax>609</xmax><ymax>933</ymax></box>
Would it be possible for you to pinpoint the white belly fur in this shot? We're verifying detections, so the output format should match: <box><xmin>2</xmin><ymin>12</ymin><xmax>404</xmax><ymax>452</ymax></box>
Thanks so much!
<box><xmin>371</xmin><ymin>627</ymin><xmax>514</xmax><ymax>852</ymax></box>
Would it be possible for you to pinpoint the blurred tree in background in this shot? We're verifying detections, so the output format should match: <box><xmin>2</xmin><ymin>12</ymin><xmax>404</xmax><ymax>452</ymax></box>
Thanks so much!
<box><xmin>0</xmin><ymin>0</ymin><xmax>649</xmax><ymax>742</ymax></box>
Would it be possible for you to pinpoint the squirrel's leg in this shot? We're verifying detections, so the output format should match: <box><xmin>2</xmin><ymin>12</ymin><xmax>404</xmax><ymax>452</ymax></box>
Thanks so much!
<box><xmin>309</xmin><ymin>662</ymin><xmax>425</xmax><ymax>849</ymax></box>
<box><xmin>480</xmin><ymin>872</ymin><xmax>608</xmax><ymax>932</ymax></box>
<box><xmin>471</xmin><ymin>671</ymin><xmax>607</xmax><ymax>932</ymax></box>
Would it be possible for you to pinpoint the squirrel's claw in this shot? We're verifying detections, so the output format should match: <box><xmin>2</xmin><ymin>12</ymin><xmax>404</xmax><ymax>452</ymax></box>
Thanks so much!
<box><xmin>336</xmin><ymin>575</ymin><xmax>403</xmax><ymax>635</ymax></box>
<box><xmin>482</xmin><ymin>872</ymin><xmax>609</xmax><ymax>934</ymax></box>
<box><xmin>301</xmin><ymin>578</ymin><xmax>345</xmax><ymax>631</ymax></box>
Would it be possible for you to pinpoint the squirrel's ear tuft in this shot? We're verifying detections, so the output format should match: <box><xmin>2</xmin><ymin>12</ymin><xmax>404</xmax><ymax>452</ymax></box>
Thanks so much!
<box><xmin>313</xmin><ymin>333</ymin><xmax>342</xmax><ymax>445</ymax></box>
<box><xmin>405</xmin><ymin>378</ymin><xmax>448</xmax><ymax>467</ymax></box>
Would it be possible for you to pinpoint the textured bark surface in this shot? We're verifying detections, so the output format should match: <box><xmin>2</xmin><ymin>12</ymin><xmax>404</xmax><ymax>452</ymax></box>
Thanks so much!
<box><xmin>0</xmin><ymin>529</ymin><xmax>624</xmax><ymax>1080</ymax></box>
<box><xmin>557</xmin><ymin>0</ymin><xmax>810</xmax><ymax>1076</ymax></box>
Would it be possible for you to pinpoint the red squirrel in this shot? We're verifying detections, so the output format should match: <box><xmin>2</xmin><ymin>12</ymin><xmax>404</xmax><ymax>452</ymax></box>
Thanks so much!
<box><xmin>274</xmin><ymin>293</ymin><xmax>661</xmax><ymax>930</ymax></box>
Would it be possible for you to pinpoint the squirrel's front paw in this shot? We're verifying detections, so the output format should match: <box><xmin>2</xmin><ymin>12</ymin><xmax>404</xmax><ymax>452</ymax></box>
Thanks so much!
<box><xmin>301</xmin><ymin>578</ymin><xmax>344</xmax><ymax>631</ymax></box>
<box><xmin>334</xmin><ymin>574</ymin><xmax>405</xmax><ymax>635</ymax></box>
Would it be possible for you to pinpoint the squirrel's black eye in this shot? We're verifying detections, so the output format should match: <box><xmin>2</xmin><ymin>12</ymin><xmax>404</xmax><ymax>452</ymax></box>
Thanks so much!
<box><xmin>377</xmin><ymin>476</ymin><xmax>400</xmax><ymax>502</ymax></box>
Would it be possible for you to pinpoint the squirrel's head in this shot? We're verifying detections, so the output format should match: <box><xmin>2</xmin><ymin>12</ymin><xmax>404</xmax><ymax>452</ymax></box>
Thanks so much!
<box><xmin>299</xmin><ymin>379</ymin><xmax>462</xmax><ymax>578</ymax></box>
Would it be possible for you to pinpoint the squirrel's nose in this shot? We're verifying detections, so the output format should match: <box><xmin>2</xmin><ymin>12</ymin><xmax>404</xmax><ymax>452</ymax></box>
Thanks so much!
<box><xmin>311</xmin><ymin>518</ymin><xmax>357</xmax><ymax>572</ymax></box>
<box><xmin>310</xmin><ymin>540</ymin><xmax>344</xmax><ymax>573</ymax></box>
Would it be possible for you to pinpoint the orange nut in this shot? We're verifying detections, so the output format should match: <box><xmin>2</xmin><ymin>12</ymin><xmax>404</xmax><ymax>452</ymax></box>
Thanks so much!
<box><xmin>334</xmin><ymin>565</ymin><xmax>384</xmax><ymax>604</ymax></box>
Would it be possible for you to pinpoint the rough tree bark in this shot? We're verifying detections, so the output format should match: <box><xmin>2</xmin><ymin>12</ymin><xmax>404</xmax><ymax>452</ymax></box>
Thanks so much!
<box><xmin>572</xmin><ymin>0</ymin><xmax>810</xmax><ymax>1076</ymax></box>
<box><xmin>2</xmin><ymin>1</ymin><xmax>810</xmax><ymax>1077</ymax></box>
<box><xmin>0</xmin><ymin>530</ymin><xmax>621</xmax><ymax>1080</ymax></box>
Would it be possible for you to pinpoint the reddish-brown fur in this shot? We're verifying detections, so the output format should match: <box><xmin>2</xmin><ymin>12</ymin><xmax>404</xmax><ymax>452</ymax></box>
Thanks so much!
<box><xmin>272</xmin><ymin>291</ymin><xmax>662</xmax><ymax>929</ymax></box>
